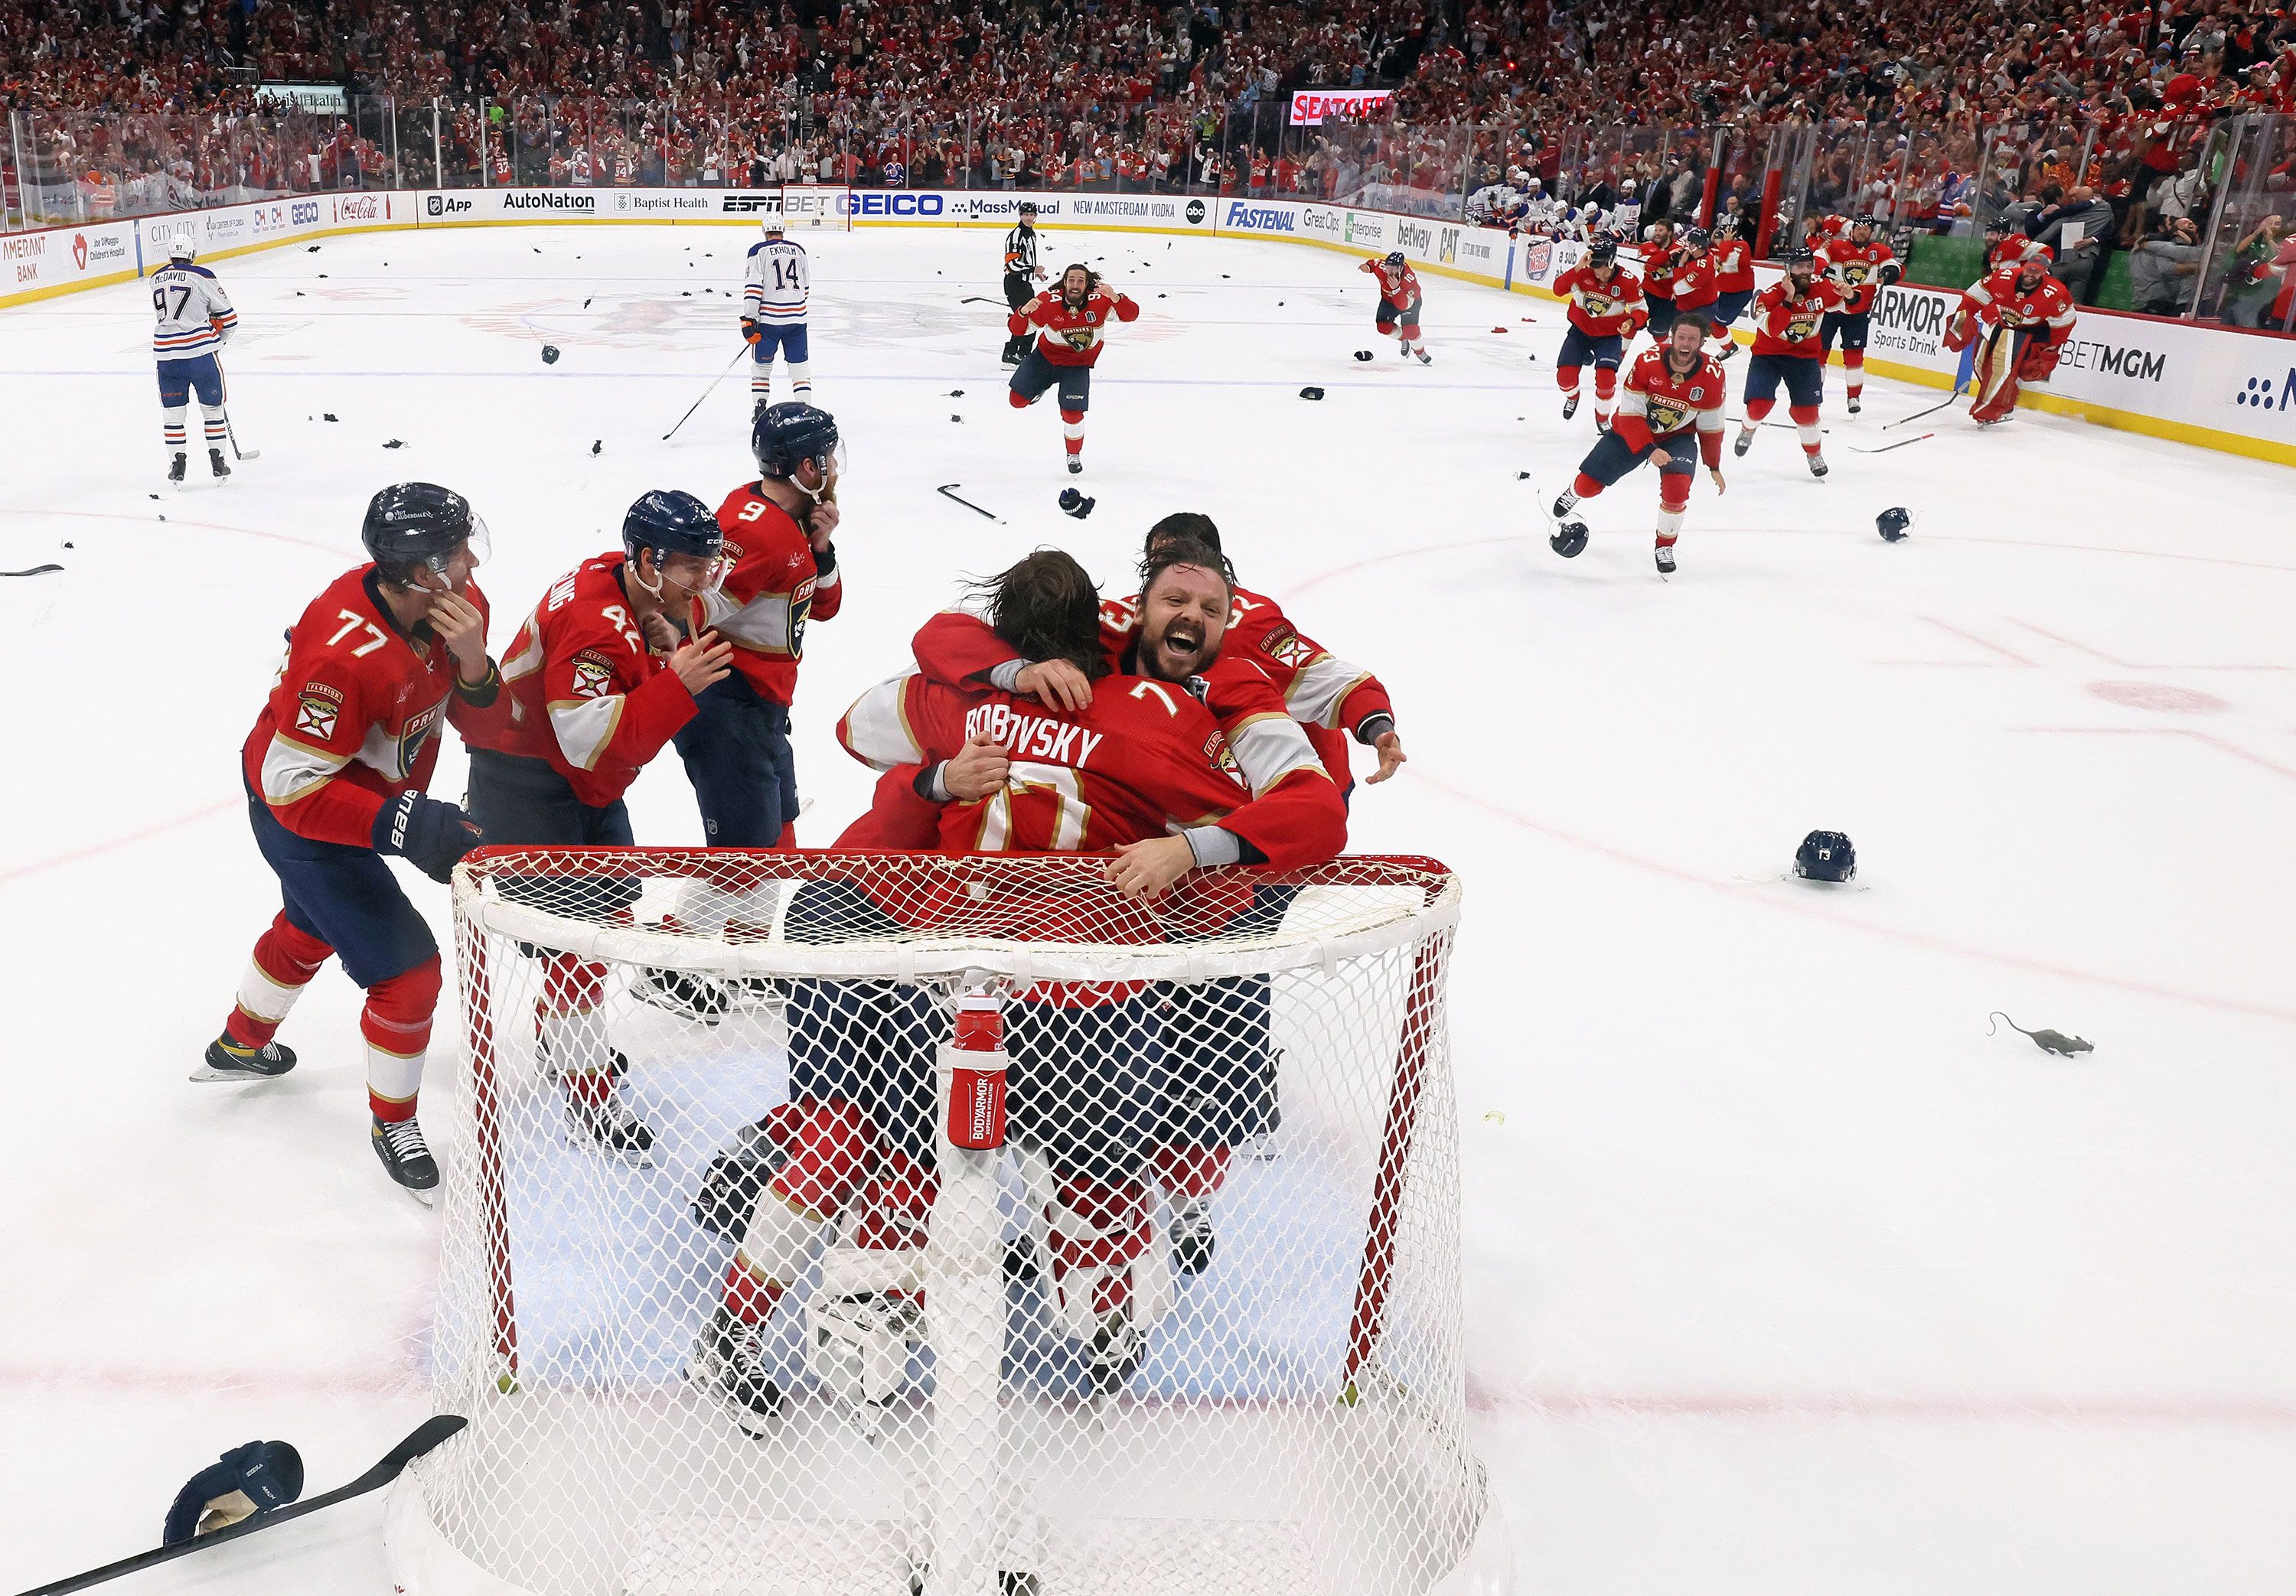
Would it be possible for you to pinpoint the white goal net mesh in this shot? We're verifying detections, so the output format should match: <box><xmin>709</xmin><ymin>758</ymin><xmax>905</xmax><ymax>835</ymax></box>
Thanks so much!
<box><xmin>780</xmin><ymin>183</ymin><xmax>852</xmax><ymax>229</ymax></box>
<box><xmin>393</xmin><ymin>849</ymin><xmax>1481</xmax><ymax>1596</ymax></box>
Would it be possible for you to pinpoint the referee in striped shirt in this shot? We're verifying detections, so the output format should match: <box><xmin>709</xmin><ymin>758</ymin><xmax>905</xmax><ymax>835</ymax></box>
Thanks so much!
<box><xmin>1001</xmin><ymin>202</ymin><xmax>1045</xmax><ymax>365</ymax></box>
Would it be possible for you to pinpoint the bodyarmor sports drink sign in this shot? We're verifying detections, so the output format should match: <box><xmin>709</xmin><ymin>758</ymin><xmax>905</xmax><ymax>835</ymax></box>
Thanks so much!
<box><xmin>1288</xmin><ymin>89</ymin><xmax>1394</xmax><ymax>125</ymax></box>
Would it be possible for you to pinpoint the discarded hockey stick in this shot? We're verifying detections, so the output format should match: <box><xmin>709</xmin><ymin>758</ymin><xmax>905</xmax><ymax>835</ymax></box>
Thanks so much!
<box><xmin>936</xmin><ymin>484</ymin><xmax>1003</xmax><ymax>523</ymax></box>
<box><xmin>1848</xmin><ymin>432</ymin><xmax>1933</xmax><ymax>454</ymax></box>
<box><xmin>2</xmin><ymin>564</ymin><xmax>64</xmax><ymax>578</ymax></box>
<box><xmin>1889</xmin><ymin>345</ymin><xmax>1975</xmax><ymax>431</ymax></box>
<box><xmin>15</xmin><ymin>1415</ymin><xmax>465</xmax><ymax>1596</ymax></box>
<box><xmin>661</xmin><ymin>347</ymin><xmax>748</xmax><ymax>441</ymax></box>
<box><xmin>1886</xmin><ymin>389</ymin><xmax>1962</xmax><ymax>429</ymax></box>
<box><xmin>960</xmin><ymin>295</ymin><xmax>1003</xmax><ymax>305</ymax></box>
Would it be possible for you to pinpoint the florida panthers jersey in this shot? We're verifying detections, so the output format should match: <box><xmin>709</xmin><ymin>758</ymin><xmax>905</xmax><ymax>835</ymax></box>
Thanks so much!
<box><xmin>475</xmin><ymin>553</ymin><xmax>699</xmax><ymax>807</ymax></box>
<box><xmin>837</xmin><ymin>670</ymin><xmax>1343</xmax><ymax>869</ymax></box>
<box><xmin>1709</xmin><ymin>236</ymin><xmax>1756</xmax><ymax>293</ymax></box>
<box><xmin>1361</xmin><ymin>257</ymin><xmax>1422</xmax><ymax>305</ymax></box>
<box><xmin>1818</xmin><ymin>238</ymin><xmax>1898</xmax><ymax>314</ymax></box>
<box><xmin>149</xmin><ymin>262</ymin><xmax>236</xmax><ymax>359</ymax></box>
<box><xmin>1962</xmin><ymin>264</ymin><xmax>2078</xmax><ymax>336</ymax></box>
<box><xmin>699</xmin><ymin>483</ymin><xmax>842</xmax><ymax>705</ymax></box>
<box><xmin>1750</xmin><ymin>278</ymin><xmax>1846</xmax><ymax>358</ymax></box>
<box><xmin>240</xmin><ymin>566</ymin><xmax>509</xmax><ymax>846</ymax></box>
<box><xmin>745</xmin><ymin>238</ymin><xmax>810</xmax><ymax>324</ymax></box>
<box><xmin>1554</xmin><ymin>262</ymin><xmax>1647</xmax><ymax>337</ymax></box>
<box><xmin>1011</xmin><ymin>288</ymin><xmax>1140</xmax><ymax>367</ymax></box>
<box><xmin>1613</xmin><ymin>348</ymin><xmax>1728</xmax><ymax>464</ymax></box>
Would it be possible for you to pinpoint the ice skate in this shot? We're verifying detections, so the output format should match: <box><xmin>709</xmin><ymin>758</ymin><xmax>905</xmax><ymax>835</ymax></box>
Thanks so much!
<box><xmin>1655</xmin><ymin>544</ymin><xmax>1678</xmax><ymax>576</ymax></box>
<box><xmin>1169</xmin><ymin>1197</ymin><xmax>1217</xmax><ymax>1278</ymax></box>
<box><xmin>689</xmin><ymin>1302</ymin><xmax>786</xmax><ymax>1435</ymax></box>
<box><xmin>1733</xmin><ymin>426</ymin><xmax>1755</xmax><ymax>457</ymax></box>
<box><xmin>168</xmin><ymin>453</ymin><xmax>187</xmax><ymax>485</ymax></box>
<box><xmin>371</xmin><ymin>1114</ymin><xmax>439</xmax><ymax>1203</ymax></box>
<box><xmin>1807</xmin><ymin>452</ymin><xmax>1829</xmax><ymax>478</ymax></box>
<box><xmin>191</xmin><ymin>1034</ymin><xmax>297</xmax><ymax>1083</ymax></box>
<box><xmin>209</xmin><ymin>448</ymin><xmax>230</xmax><ymax>480</ymax></box>
<box><xmin>1561</xmin><ymin>393</ymin><xmax>1580</xmax><ymax>421</ymax></box>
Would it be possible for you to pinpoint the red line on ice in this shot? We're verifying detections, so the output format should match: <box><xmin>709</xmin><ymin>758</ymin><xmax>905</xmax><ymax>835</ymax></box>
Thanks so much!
<box><xmin>0</xmin><ymin>800</ymin><xmax>236</xmax><ymax>888</ymax></box>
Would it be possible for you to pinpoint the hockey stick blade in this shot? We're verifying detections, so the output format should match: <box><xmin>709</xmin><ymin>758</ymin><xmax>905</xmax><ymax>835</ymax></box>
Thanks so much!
<box><xmin>13</xmin><ymin>1415</ymin><xmax>466</xmax><ymax>1596</ymax></box>
<box><xmin>1848</xmin><ymin>432</ymin><xmax>1933</xmax><ymax>454</ymax></box>
<box><xmin>936</xmin><ymin>484</ymin><xmax>1003</xmax><ymax>523</ymax></box>
<box><xmin>1885</xmin><ymin>390</ymin><xmax>1962</xmax><ymax>429</ymax></box>
<box><xmin>2</xmin><ymin>564</ymin><xmax>64</xmax><ymax>578</ymax></box>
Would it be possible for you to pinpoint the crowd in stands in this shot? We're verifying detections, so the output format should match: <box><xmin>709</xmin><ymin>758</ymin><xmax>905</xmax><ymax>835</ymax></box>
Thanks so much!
<box><xmin>3</xmin><ymin>0</ymin><xmax>2291</xmax><ymax>323</ymax></box>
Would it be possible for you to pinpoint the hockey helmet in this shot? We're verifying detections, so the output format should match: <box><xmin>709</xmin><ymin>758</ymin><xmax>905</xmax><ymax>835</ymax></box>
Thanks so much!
<box><xmin>1383</xmin><ymin>249</ymin><xmax>1406</xmax><ymax>268</ymax></box>
<box><xmin>622</xmin><ymin>488</ymin><xmax>725</xmax><ymax>568</ymax></box>
<box><xmin>168</xmin><ymin>234</ymin><xmax>197</xmax><ymax>262</ymax></box>
<box><xmin>1679</xmin><ymin>226</ymin><xmax>1711</xmax><ymax>252</ymax></box>
<box><xmin>1981</xmin><ymin>213</ymin><xmax>2014</xmax><ymax>237</ymax></box>
<box><xmin>760</xmin><ymin>216</ymin><xmax>785</xmax><ymax>236</ymax></box>
<box><xmin>1548</xmin><ymin>520</ymin><xmax>1590</xmax><ymax>558</ymax></box>
<box><xmin>1793</xmin><ymin>830</ymin><xmax>1857</xmax><ymax>883</ymax></box>
<box><xmin>362</xmin><ymin>482</ymin><xmax>489</xmax><ymax>584</ymax></box>
<box><xmin>1588</xmin><ymin>238</ymin><xmax>1619</xmax><ymax>269</ymax></box>
<box><xmin>1876</xmin><ymin>506</ymin><xmax>1912</xmax><ymax>542</ymax></box>
<box><xmin>1782</xmin><ymin>246</ymin><xmax>1817</xmax><ymax>274</ymax></box>
<box><xmin>752</xmin><ymin>400</ymin><xmax>843</xmax><ymax>484</ymax></box>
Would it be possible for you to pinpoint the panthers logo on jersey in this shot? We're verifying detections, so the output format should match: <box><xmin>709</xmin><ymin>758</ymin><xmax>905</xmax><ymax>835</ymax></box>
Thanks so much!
<box><xmin>1841</xmin><ymin>262</ymin><xmax>1871</xmax><ymax>284</ymax></box>
<box><xmin>1786</xmin><ymin>314</ymin><xmax>1820</xmax><ymax>342</ymax></box>
<box><xmin>1647</xmin><ymin>399</ymin><xmax>1692</xmax><ymax>433</ymax></box>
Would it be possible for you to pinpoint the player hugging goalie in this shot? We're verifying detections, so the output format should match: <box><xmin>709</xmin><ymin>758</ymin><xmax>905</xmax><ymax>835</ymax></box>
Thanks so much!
<box><xmin>684</xmin><ymin>543</ymin><xmax>1349</xmax><ymax>1428</ymax></box>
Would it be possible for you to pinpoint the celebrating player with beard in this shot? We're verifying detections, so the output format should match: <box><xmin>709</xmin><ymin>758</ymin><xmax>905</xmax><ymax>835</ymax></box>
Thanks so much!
<box><xmin>686</xmin><ymin>546</ymin><xmax>1345</xmax><ymax>1429</ymax></box>
<box><xmin>1548</xmin><ymin>317</ymin><xmax>1728</xmax><ymax>575</ymax></box>
<box><xmin>1551</xmin><ymin>239</ymin><xmax>1648</xmax><ymax>428</ymax></box>
<box><xmin>1007</xmin><ymin>263</ymin><xmax>1141</xmax><ymax>474</ymax></box>
<box><xmin>1947</xmin><ymin>252</ymin><xmax>2077</xmax><ymax>425</ymax></box>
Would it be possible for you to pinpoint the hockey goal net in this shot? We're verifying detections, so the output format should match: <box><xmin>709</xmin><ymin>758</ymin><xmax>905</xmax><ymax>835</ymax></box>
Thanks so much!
<box><xmin>780</xmin><ymin>183</ymin><xmax>852</xmax><ymax>230</ymax></box>
<box><xmin>389</xmin><ymin>848</ymin><xmax>1493</xmax><ymax>1596</ymax></box>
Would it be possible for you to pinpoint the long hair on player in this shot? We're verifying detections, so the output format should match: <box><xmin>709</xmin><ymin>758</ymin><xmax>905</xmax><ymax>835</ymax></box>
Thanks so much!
<box><xmin>1058</xmin><ymin>263</ymin><xmax>1104</xmax><ymax>306</ymax></box>
<box><xmin>979</xmin><ymin>549</ymin><xmax>1112</xmax><ymax>681</ymax></box>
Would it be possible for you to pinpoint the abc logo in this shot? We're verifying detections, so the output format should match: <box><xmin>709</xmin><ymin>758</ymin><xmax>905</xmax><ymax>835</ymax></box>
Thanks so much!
<box><xmin>1186</xmin><ymin>199</ymin><xmax>1207</xmax><ymax>225</ymax></box>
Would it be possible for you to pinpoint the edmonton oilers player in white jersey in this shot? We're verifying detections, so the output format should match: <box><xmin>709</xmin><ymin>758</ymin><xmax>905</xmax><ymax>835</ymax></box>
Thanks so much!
<box><xmin>742</xmin><ymin>217</ymin><xmax>810</xmax><ymax>416</ymax></box>
<box><xmin>149</xmin><ymin>234</ymin><xmax>239</xmax><ymax>484</ymax></box>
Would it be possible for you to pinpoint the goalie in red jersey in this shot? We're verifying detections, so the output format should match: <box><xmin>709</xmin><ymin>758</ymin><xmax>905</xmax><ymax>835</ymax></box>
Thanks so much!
<box><xmin>1947</xmin><ymin>252</ymin><xmax>2078</xmax><ymax>425</ymax></box>
<box><xmin>202</xmin><ymin>484</ymin><xmax>510</xmax><ymax>1200</ymax></box>
<box><xmin>1548</xmin><ymin>316</ymin><xmax>1728</xmax><ymax>575</ymax></box>
<box><xmin>1360</xmin><ymin>251</ymin><xmax>1432</xmax><ymax>364</ymax></box>
<box><xmin>1008</xmin><ymin>263</ymin><xmax>1141</xmax><ymax>474</ymax></box>
<box><xmin>687</xmin><ymin>546</ymin><xmax>1347</xmax><ymax>1428</ymax></box>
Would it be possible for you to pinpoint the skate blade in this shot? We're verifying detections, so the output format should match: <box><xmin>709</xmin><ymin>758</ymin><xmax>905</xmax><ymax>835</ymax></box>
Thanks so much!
<box><xmin>560</xmin><ymin>1125</ymin><xmax>657</xmax><ymax>1170</ymax></box>
<box><xmin>188</xmin><ymin>1063</ymin><xmax>291</xmax><ymax>1083</ymax></box>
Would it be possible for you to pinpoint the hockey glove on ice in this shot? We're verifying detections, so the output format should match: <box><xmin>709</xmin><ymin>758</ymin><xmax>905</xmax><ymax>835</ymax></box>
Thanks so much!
<box><xmin>375</xmin><ymin>792</ymin><xmax>485</xmax><ymax>883</ymax></box>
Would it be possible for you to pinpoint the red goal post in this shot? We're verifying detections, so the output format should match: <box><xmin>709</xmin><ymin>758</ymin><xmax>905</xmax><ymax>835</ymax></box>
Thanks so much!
<box><xmin>388</xmin><ymin>848</ymin><xmax>1501</xmax><ymax>1596</ymax></box>
<box><xmin>779</xmin><ymin>182</ymin><xmax>851</xmax><ymax>230</ymax></box>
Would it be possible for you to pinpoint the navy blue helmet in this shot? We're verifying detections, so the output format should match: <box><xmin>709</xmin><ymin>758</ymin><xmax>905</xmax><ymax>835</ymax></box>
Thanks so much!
<box><xmin>1877</xmin><ymin>506</ymin><xmax>1912</xmax><ymax>542</ymax></box>
<box><xmin>1589</xmin><ymin>238</ymin><xmax>1618</xmax><ymax>269</ymax></box>
<box><xmin>752</xmin><ymin>401</ymin><xmax>841</xmax><ymax>482</ymax></box>
<box><xmin>1384</xmin><ymin>250</ymin><xmax>1406</xmax><ymax>268</ymax></box>
<box><xmin>362</xmin><ymin>482</ymin><xmax>488</xmax><ymax>583</ymax></box>
<box><xmin>623</xmin><ymin>489</ymin><xmax>723</xmax><ymax>568</ymax></box>
<box><xmin>1679</xmin><ymin>226</ymin><xmax>1710</xmax><ymax>253</ymax></box>
<box><xmin>1794</xmin><ymin>830</ymin><xmax>1857</xmax><ymax>883</ymax></box>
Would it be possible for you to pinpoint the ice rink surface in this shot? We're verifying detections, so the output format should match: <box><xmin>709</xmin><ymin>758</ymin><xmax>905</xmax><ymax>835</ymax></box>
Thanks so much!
<box><xmin>4</xmin><ymin>221</ymin><xmax>2294</xmax><ymax>1594</ymax></box>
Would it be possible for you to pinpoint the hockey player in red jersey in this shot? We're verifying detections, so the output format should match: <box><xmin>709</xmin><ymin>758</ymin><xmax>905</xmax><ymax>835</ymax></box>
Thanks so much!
<box><xmin>1548</xmin><ymin>317</ymin><xmax>1728</xmax><ymax>575</ymax></box>
<box><xmin>1008</xmin><ymin>263</ymin><xmax>1141</xmax><ymax>474</ymax></box>
<box><xmin>463</xmin><ymin>490</ymin><xmax>735</xmax><ymax>1164</ymax></box>
<box><xmin>1730</xmin><ymin>249</ymin><xmax>1844</xmax><ymax>477</ymax></box>
<box><xmin>688</xmin><ymin>548</ymin><xmax>1345</xmax><ymax>1425</ymax></box>
<box><xmin>1815</xmin><ymin>217</ymin><xmax>1902</xmax><ymax>412</ymax></box>
<box><xmin>1551</xmin><ymin>239</ymin><xmax>1647</xmax><ymax>426</ymax></box>
<box><xmin>673</xmin><ymin>402</ymin><xmax>843</xmax><ymax>884</ymax></box>
<box><xmin>1704</xmin><ymin>214</ymin><xmax>1759</xmax><ymax>360</ymax></box>
<box><xmin>1360</xmin><ymin>251</ymin><xmax>1432</xmax><ymax>364</ymax></box>
<box><xmin>204</xmin><ymin>484</ymin><xmax>510</xmax><ymax>1200</ymax></box>
<box><xmin>1669</xmin><ymin>227</ymin><xmax>1721</xmax><ymax>346</ymax></box>
<box><xmin>1983</xmin><ymin>214</ymin><xmax>2053</xmax><ymax>274</ymax></box>
<box><xmin>1947</xmin><ymin>253</ymin><xmax>2078</xmax><ymax>425</ymax></box>
<box><xmin>1637</xmin><ymin>219</ymin><xmax>1684</xmax><ymax>338</ymax></box>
